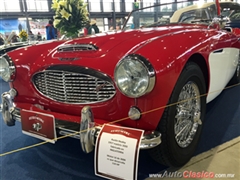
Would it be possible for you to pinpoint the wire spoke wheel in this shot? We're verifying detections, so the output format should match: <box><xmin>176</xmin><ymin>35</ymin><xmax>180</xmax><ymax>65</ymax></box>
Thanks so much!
<box><xmin>174</xmin><ymin>81</ymin><xmax>201</xmax><ymax>148</ymax></box>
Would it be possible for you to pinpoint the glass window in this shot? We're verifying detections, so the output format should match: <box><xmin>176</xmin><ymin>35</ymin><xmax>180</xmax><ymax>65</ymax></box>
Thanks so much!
<box><xmin>0</xmin><ymin>1</ymin><xmax>5</xmax><ymax>12</ymax></box>
<box><xmin>179</xmin><ymin>9</ymin><xmax>208</xmax><ymax>23</ymax></box>
<box><xmin>101</xmin><ymin>0</ymin><xmax>121</xmax><ymax>12</ymax></box>
<box><xmin>114</xmin><ymin>0</ymin><xmax>121</xmax><ymax>12</ymax></box>
<box><xmin>26</xmin><ymin>0</ymin><xmax>49</xmax><ymax>12</ymax></box>
<box><xmin>177</xmin><ymin>2</ymin><xmax>193</xmax><ymax>10</ymax></box>
<box><xmin>142</xmin><ymin>0</ymin><xmax>155</xmax><ymax>7</ymax></box>
<box><xmin>125</xmin><ymin>0</ymin><xmax>134</xmax><ymax>12</ymax></box>
<box><xmin>89</xmin><ymin>0</ymin><xmax>101</xmax><ymax>12</ymax></box>
<box><xmin>160</xmin><ymin>0</ymin><xmax>175</xmax><ymax>12</ymax></box>
<box><xmin>229</xmin><ymin>10</ymin><xmax>240</xmax><ymax>21</ymax></box>
<box><xmin>0</xmin><ymin>0</ymin><xmax>21</xmax><ymax>12</ymax></box>
<box><xmin>208</xmin><ymin>4</ymin><xmax>217</xmax><ymax>19</ymax></box>
<box><xmin>104</xmin><ymin>18</ymin><xmax>108</xmax><ymax>24</ymax></box>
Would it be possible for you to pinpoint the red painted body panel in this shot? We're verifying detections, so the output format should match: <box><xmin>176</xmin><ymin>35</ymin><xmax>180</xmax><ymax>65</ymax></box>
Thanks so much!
<box><xmin>7</xmin><ymin>24</ymin><xmax>240</xmax><ymax>131</ymax></box>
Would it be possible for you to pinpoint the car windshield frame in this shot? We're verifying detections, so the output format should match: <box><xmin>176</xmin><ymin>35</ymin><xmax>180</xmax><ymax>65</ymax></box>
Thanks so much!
<box><xmin>122</xmin><ymin>0</ymin><xmax>215</xmax><ymax>30</ymax></box>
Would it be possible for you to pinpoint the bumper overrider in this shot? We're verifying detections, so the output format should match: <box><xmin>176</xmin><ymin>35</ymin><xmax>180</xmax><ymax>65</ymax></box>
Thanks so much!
<box><xmin>0</xmin><ymin>89</ymin><xmax>161</xmax><ymax>153</ymax></box>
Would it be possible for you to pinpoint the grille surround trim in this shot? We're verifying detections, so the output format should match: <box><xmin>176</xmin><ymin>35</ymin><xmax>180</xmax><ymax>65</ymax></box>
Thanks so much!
<box><xmin>32</xmin><ymin>68</ymin><xmax>116</xmax><ymax>104</ymax></box>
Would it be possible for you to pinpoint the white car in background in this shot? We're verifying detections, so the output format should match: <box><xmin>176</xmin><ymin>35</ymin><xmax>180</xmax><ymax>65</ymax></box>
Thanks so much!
<box><xmin>0</xmin><ymin>32</ymin><xmax>32</xmax><ymax>56</ymax></box>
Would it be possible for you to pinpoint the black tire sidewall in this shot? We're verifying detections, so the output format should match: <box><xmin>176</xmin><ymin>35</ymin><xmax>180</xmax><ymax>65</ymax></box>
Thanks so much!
<box><xmin>159</xmin><ymin>62</ymin><xmax>206</xmax><ymax>167</ymax></box>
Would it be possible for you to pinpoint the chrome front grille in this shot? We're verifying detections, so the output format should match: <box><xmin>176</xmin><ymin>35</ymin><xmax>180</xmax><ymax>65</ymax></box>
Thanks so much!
<box><xmin>33</xmin><ymin>70</ymin><xmax>116</xmax><ymax>104</ymax></box>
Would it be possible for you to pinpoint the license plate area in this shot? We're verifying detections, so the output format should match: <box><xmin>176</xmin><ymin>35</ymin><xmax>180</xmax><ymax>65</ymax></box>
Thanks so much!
<box><xmin>21</xmin><ymin>109</ymin><xmax>57</xmax><ymax>143</ymax></box>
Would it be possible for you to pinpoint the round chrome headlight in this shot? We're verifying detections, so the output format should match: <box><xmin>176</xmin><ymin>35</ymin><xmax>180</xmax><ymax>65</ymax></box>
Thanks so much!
<box><xmin>114</xmin><ymin>54</ymin><xmax>155</xmax><ymax>98</ymax></box>
<box><xmin>0</xmin><ymin>55</ymin><xmax>15</xmax><ymax>82</ymax></box>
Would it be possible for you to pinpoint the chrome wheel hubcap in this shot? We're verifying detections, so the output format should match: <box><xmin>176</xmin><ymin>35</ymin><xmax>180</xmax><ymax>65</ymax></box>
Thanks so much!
<box><xmin>174</xmin><ymin>81</ymin><xmax>201</xmax><ymax>148</ymax></box>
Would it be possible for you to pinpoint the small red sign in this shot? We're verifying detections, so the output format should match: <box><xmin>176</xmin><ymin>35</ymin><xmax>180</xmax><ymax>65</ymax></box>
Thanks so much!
<box><xmin>21</xmin><ymin>109</ymin><xmax>56</xmax><ymax>143</ymax></box>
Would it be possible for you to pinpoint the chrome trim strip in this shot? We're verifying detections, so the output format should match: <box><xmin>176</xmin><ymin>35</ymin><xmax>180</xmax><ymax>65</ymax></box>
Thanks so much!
<box><xmin>57</xmin><ymin>44</ymin><xmax>98</xmax><ymax>52</ymax></box>
<box><xmin>59</xmin><ymin>129</ymin><xmax>81</xmax><ymax>139</ymax></box>
<box><xmin>59</xmin><ymin>128</ymin><xmax>161</xmax><ymax>150</ymax></box>
<box><xmin>1</xmin><ymin>55</ymin><xmax>16</xmax><ymax>82</ymax></box>
<box><xmin>58</xmin><ymin>57</ymin><xmax>80</xmax><ymax>61</ymax></box>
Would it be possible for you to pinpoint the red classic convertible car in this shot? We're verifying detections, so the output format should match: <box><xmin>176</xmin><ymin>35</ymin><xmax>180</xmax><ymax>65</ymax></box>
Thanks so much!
<box><xmin>1</xmin><ymin>1</ymin><xmax>240</xmax><ymax>168</ymax></box>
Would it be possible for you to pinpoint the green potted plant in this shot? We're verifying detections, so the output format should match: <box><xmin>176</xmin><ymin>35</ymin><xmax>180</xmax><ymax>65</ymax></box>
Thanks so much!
<box><xmin>19</xmin><ymin>30</ymin><xmax>28</xmax><ymax>42</ymax></box>
<box><xmin>51</xmin><ymin>0</ymin><xmax>89</xmax><ymax>38</ymax></box>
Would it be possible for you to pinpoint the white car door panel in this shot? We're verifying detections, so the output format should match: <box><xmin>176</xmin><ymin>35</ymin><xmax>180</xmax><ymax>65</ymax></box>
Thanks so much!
<box><xmin>207</xmin><ymin>47</ymin><xmax>239</xmax><ymax>102</ymax></box>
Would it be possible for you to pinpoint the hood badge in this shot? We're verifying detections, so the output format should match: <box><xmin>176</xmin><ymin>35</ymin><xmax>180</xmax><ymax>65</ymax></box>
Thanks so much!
<box><xmin>96</xmin><ymin>83</ymin><xmax>107</xmax><ymax>92</ymax></box>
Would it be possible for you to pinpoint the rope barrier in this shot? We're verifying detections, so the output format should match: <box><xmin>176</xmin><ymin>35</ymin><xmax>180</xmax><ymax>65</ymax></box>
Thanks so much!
<box><xmin>0</xmin><ymin>82</ymin><xmax>239</xmax><ymax>157</ymax></box>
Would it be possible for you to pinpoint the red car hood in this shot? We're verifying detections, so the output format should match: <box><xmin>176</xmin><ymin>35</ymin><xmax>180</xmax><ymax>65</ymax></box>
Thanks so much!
<box><xmin>8</xmin><ymin>24</ymin><xmax>207</xmax><ymax>76</ymax></box>
<box><xmin>55</xmin><ymin>30</ymin><xmax>139</xmax><ymax>57</ymax></box>
<box><xmin>53</xmin><ymin>26</ymin><xmax>191</xmax><ymax>58</ymax></box>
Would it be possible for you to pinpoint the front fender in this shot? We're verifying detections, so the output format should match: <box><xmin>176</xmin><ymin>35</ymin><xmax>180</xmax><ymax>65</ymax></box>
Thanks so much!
<box><xmin>133</xmin><ymin>30</ymin><xmax>210</xmax><ymax>130</ymax></box>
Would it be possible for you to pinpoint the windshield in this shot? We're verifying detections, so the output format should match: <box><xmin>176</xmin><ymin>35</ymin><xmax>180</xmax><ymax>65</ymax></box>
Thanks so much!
<box><xmin>123</xmin><ymin>0</ymin><xmax>218</xmax><ymax>30</ymax></box>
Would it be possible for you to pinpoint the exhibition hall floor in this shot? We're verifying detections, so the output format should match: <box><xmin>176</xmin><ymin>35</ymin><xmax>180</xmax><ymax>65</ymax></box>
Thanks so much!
<box><xmin>146</xmin><ymin>136</ymin><xmax>240</xmax><ymax>180</ymax></box>
<box><xmin>0</xmin><ymin>80</ymin><xmax>239</xmax><ymax>180</ymax></box>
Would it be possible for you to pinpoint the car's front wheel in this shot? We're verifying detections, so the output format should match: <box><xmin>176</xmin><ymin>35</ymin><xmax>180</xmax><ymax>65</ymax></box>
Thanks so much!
<box><xmin>149</xmin><ymin>62</ymin><xmax>206</xmax><ymax>167</ymax></box>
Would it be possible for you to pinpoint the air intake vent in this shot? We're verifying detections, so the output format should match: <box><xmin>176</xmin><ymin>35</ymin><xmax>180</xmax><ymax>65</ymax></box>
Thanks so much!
<box><xmin>58</xmin><ymin>44</ymin><xmax>98</xmax><ymax>52</ymax></box>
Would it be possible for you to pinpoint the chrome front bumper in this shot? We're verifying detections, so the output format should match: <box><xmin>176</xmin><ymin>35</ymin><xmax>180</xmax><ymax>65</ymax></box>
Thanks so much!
<box><xmin>0</xmin><ymin>90</ymin><xmax>161</xmax><ymax>153</ymax></box>
<box><xmin>0</xmin><ymin>89</ymin><xmax>20</xmax><ymax>126</ymax></box>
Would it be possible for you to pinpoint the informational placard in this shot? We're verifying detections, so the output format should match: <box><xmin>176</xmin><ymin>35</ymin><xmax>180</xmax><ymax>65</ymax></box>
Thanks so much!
<box><xmin>95</xmin><ymin>124</ymin><xmax>144</xmax><ymax>180</ymax></box>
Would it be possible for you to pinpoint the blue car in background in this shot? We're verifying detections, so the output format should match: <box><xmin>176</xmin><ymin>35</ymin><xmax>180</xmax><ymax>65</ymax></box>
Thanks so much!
<box><xmin>221</xmin><ymin>2</ymin><xmax>240</xmax><ymax>30</ymax></box>
<box><xmin>225</xmin><ymin>9</ymin><xmax>240</xmax><ymax>29</ymax></box>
